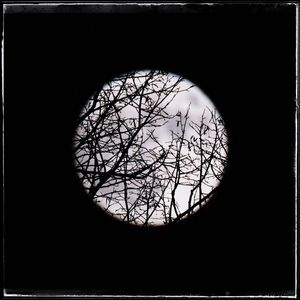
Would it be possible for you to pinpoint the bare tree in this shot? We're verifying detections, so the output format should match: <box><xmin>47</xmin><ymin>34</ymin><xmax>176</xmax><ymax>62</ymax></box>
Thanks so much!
<box><xmin>73</xmin><ymin>70</ymin><xmax>228</xmax><ymax>226</ymax></box>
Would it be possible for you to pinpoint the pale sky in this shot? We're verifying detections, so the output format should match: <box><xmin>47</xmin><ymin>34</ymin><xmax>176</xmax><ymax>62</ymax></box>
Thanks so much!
<box><xmin>74</xmin><ymin>71</ymin><xmax>228</xmax><ymax>225</ymax></box>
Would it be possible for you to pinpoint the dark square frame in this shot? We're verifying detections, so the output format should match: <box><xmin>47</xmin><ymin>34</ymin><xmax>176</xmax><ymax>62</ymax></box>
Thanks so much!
<box><xmin>3</xmin><ymin>2</ymin><xmax>297</xmax><ymax>297</ymax></box>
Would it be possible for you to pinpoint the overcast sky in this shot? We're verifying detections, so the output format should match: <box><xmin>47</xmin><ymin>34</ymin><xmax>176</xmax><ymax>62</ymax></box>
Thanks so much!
<box><xmin>75</xmin><ymin>71</ymin><xmax>227</xmax><ymax>225</ymax></box>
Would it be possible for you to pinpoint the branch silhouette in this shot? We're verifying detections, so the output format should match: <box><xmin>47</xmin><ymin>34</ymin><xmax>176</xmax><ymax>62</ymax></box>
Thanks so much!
<box><xmin>73</xmin><ymin>70</ymin><xmax>227</xmax><ymax>226</ymax></box>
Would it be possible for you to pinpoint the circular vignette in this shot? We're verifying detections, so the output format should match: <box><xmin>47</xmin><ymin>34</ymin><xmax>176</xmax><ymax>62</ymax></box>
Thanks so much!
<box><xmin>73</xmin><ymin>70</ymin><xmax>228</xmax><ymax>226</ymax></box>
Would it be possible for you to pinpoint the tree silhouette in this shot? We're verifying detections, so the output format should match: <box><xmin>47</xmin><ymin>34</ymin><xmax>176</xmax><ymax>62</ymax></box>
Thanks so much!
<box><xmin>73</xmin><ymin>70</ymin><xmax>228</xmax><ymax>226</ymax></box>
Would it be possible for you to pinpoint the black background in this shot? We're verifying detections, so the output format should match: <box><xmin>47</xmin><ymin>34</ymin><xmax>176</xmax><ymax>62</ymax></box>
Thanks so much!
<box><xmin>4</xmin><ymin>4</ymin><xmax>296</xmax><ymax>296</ymax></box>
